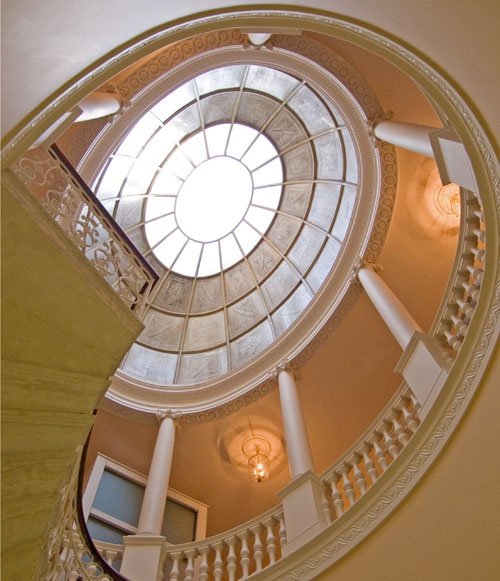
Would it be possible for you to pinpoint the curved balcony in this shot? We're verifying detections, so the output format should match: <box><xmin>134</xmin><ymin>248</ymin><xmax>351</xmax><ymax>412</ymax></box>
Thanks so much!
<box><xmin>2</xmin><ymin>5</ymin><xmax>498</xmax><ymax>581</ymax></box>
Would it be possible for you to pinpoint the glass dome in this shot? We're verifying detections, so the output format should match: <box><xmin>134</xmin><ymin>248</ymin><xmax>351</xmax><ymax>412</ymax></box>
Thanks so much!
<box><xmin>94</xmin><ymin>64</ymin><xmax>359</xmax><ymax>385</ymax></box>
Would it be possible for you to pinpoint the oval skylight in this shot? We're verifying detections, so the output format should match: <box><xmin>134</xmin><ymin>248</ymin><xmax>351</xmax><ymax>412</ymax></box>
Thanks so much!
<box><xmin>94</xmin><ymin>62</ymin><xmax>362</xmax><ymax>386</ymax></box>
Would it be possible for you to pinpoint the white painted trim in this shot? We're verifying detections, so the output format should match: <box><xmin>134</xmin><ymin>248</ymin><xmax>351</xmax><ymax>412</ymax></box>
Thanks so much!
<box><xmin>83</xmin><ymin>453</ymin><xmax>208</xmax><ymax>540</ymax></box>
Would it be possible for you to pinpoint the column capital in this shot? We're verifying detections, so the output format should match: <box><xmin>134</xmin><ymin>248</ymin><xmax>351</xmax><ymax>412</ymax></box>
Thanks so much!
<box><xmin>352</xmin><ymin>258</ymin><xmax>383</xmax><ymax>280</ymax></box>
<box><xmin>367</xmin><ymin>110</ymin><xmax>394</xmax><ymax>136</ymax></box>
<box><xmin>272</xmin><ymin>360</ymin><xmax>295</xmax><ymax>380</ymax></box>
<box><xmin>155</xmin><ymin>409</ymin><xmax>182</xmax><ymax>434</ymax></box>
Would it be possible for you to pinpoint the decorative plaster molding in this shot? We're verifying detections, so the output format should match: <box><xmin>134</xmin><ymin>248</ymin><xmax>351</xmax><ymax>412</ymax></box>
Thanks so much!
<box><xmin>87</xmin><ymin>44</ymin><xmax>396</xmax><ymax>414</ymax></box>
<box><xmin>4</xmin><ymin>8</ymin><xmax>496</xmax><ymax>577</ymax></box>
<box><xmin>156</xmin><ymin>409</ymin><xmax>182</xmax><ymax>434</ymax></box>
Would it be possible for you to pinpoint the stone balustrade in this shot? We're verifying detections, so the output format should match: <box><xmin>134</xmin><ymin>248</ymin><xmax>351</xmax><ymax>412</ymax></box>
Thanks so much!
<box><xmin>93</xmin><ymin>540</ymin><xmax>125</xmax><ymax>571</ymax></box>
<box><xmin>436</xmin><ymin>189</ymin><xmax>485</xmax><ymax>356</ymax></box>
<box><xmin>161</xmin><ymin>507</ymin><xmax>286</xmax><ymax>581</ymax></box>
<box><xmin>320</xmin><ymin>386</ymin><xmax>420</xmax><ymax>523</ymax></box>
<box><xmin>83</xmin><ymin>385</ymin><xmax>420</xmax><ymax>580</ymax></box>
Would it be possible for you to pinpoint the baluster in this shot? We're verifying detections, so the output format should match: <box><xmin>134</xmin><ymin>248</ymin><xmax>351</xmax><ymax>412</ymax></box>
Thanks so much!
<box><xmin>350</xmin><ymin>454</ymin><xmax>367</xmax><ymax>495</ymax></box>
<box><xmin>370</xmin><ymin>434</ymin><xmax>389</xmax><ymax>473</ymax></box>
<box><xmin>213</xmin><ymin>542</ymin><xmax>224</xmax><ymax>581</ymax></box>
<box><xmin>106</xmin><ymin>549</ymin><xmax>117</xmax><ymax>567</ymax></box>
<box><xmin>263</xmin><ymin>518</ymin><xmax>277</xmax><ymax>564</ymax></box>
<box><xmin>381</xmin><ymin>423</ymin><xmax>399</xmax><ymax>459</ymax></box>
<box><xmin>466</xmin><ymin>264</ymin><xmax>483</xmax><ymax>286</ymax></box>
<box><xmin>444</xmin><ymin>329</ymin><xmax>462</xmax><ymax>352</ymax></box>
<box><xmin>199</xmin><ymin>546</ymin><xmax>209</xmax><ymax>581</ymax></box>
<box><xmin>184</xmin><ymin>549</ymin><xmax>195</xmax><ymax>581</ymax></box>
<box><xmin>320</xmin><ymin>482</ymin><xmax>333</xmax><ymax>524</ymax></box>
<box><xmin>327</xmin><ymin>473</ymin><xmax>344</xmax><ymax>518</ymax></box>
<box><xmin>277</xmin><ymin>511</ymin><xmax>287</xmax><ymax>548</ymax></box>
<box><xmin>226</xmin><ymin>537</ymin><xmax>237</xmax><ymax>581</ymax></box>
<box><xmin>251</xmin><ymin>524</ymin><xmax>264</xmax><ymax>572</ymax></box>
<box><xmin>389</xmin><ymin>410</ymin><xmax>409</xmax><ymax>447</ymax></box>
<box><xmin>169</xmin><ymin>552</ymin><xmax>181</xmax><ymax>581</ymax></box>
<box><xmin>340</xmin><ymin>464</ymin><xmax>356</xmax><ymax>507</ymax></box>
<box><xmin>361</xmin><ymin>443</ymin><xmax>378</xmax><ymax>484</ymax></box>
<box><xmin>473</xmin><ymin>227</ymin><xmax>485</xmax><ymax>244</ymax></box>
<box><xmin>238</xmin><ymin>531</ymin><xmax>250</xmax><ymax>578</ymax></box>
<box><xmin>399</xmin><ymin>398</ymin><xmax>419</xmax><ymax>434</ymax></box>
<box><xmin>470</xmin><ymin>246</ymin><xmax>485</xmax><ymax>263</ymax></box>
<box><xmin>451</xmin><ymin>313</ymin><xmax>468</xmax><ymax>337</ymax></box>
<box><xmin>456</xmin><ymin>298</ymin><xmax>475</xmax><ymax>322</ymax></box>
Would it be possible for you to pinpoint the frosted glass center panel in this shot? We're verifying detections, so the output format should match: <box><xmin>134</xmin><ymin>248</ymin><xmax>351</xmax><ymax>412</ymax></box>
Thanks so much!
<box><xmin>144</xmin><ymin>123</ymin><xmax>282</xmax><ymax>276</ymax></box>
<box><xmin>176</xmin><ymin>157</ymin><xmax>252</xmax><ymax>242</ymax></box>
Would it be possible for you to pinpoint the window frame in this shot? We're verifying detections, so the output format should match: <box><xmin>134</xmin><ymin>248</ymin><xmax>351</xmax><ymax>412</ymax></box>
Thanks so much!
<box><xmin>83</xmin><ymin>453</ymin><xmax>208</xmax><ymax>542</ymax></box>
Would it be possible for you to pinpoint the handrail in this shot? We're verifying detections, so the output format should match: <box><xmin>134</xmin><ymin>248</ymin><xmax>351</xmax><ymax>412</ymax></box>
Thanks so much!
<box><xmin>12</xmin><ymin>145</ymin><xmax>158</xmax><ymax>315</ymax></box>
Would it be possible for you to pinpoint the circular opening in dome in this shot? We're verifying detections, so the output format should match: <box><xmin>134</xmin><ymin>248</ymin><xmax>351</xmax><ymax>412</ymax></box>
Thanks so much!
<box><xmin>142</xmin><ymin>122</ymin><xmax>283</xmax><ymax>277</ymax></box>
<box><xmin>175</xmin><ymin>156</ymin><xmax>252</xmax><ymax>242</ymax></box>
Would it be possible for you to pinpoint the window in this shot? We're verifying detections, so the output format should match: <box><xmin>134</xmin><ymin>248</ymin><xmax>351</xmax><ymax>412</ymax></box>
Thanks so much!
<box><xmin>83</xmin><ymin>455</ymin><xmax>208</xmax><ymax>546</ymax></box>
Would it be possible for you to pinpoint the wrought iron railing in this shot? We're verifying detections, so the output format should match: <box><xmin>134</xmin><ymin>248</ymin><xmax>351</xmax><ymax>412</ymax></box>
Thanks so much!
<box><xmin>12</xmin><ymin>145</ymin><xmax>158</xmax><ymax>315</ymax></box>
<box><xmin>41</xmin><ymin>444</ymin><xmax>125</xmax><ymax>580</ymax></box>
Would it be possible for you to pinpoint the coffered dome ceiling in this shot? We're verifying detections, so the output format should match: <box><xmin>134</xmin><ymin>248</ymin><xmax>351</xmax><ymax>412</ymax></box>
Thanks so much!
<box><xmin>81</xmin><ymin>32</ymin><xmax>396</xmax><ymax>403</ymax></box>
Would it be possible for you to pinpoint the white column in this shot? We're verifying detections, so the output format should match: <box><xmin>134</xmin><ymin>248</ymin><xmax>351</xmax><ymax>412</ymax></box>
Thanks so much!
<box><xmin>76</xmin><ymin>91</ymin><xmax>125</xmax><ymax>122</ymax></box>
<box><xmin>137</xmin><ymin>410</ymin><xmax>180</xmax><ymax>534</ymax></box>
<box><xmin>372</xmin><ymin>119</ymin><xmax>438</xmax><ymax>158</ymax></box>
<box><xmin>277</xmin><ymin>363</ymin><xmax>314</xmax><ymax>478</ymax></box>
<box><xmin>276</xmin><ymin>365</ymin><xmax>328</xmax><ymax>555</ymax></box>
<box><xmin>356</xmin><ymin>263</ymin><xmax>421</xmax><ymax>350</ymax></box>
